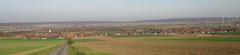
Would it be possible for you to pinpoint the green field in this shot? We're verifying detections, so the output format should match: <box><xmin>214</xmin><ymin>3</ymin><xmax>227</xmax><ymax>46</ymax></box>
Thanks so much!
<box><xmin>0</xmin><ymin>39</ymin><xmax>64</xmax><ymax>55</ymax></box>
<box><xmin>72</xmin><ymin>36</ymin><xmax>240</xmax><ymax>55</ymax></box>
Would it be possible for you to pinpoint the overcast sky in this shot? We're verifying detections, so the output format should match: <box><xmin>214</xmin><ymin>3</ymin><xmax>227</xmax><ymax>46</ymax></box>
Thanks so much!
<box><xmin>0</xmin><ymin>0</ymin><xmax>240</xmax><ymax>23</ymax></box>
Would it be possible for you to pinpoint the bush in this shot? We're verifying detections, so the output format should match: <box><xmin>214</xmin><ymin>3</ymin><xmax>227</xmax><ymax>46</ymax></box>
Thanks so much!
<box><xmin>67</xmin><ymin>39</ymin><xmax>74</xmax><ymax>45</ymax></box>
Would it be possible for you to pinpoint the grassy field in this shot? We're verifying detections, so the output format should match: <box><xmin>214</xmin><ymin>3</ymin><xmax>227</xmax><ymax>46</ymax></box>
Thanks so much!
<box><xmin>0</xmin><ymin>39</ymin><xmax>64</xmax><ymax>55</ymax></box>
<box><xmin>73</xmin><ymin>36</ymin><xmax>240</xmax><ymax>55</ymax></box>
<box><xmin>1</xmin><ymin>35</ymin><xmax>240</xmax><ymax>55</ymax></box>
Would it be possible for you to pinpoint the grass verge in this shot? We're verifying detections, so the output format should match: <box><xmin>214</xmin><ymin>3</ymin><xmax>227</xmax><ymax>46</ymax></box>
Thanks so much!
<box><xmin>69</xmin><ymin>45</ymin><xmax>112</xmax><ymax>55</ymax></box>
<box><xmin>68</xmin><ymin>39</ymin><xmax>112</xmax><ymax>55</ymax></box>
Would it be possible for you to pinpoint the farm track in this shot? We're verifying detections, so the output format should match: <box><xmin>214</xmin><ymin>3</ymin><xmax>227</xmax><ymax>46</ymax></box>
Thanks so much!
<box><xmin>49</xmin><ymin>43</ymin><xmax>69</xmax><ymax>55</ymax></box>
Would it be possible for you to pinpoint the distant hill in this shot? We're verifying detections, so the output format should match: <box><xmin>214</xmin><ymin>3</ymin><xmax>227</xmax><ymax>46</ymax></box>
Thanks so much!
<box><xmin>136</xmin><ymin>17</ymin><xmax>226</xmax><ymax>24</ymax></box>
<box><xmin>0</xmin><ymin>17</ymin><xmax>238</xmax><ymax>26</ymax></box>
<box><xmin>0</xmin><ymin>21</ymin><xmax>124</xmax><ymax>26</ymax></box>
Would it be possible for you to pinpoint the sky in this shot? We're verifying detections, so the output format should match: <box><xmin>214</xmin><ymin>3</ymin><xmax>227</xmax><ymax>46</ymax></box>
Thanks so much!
<box><xmin>0</xmin><ymin>0</ymin><xmax>240</xmax><ymax>23</ymax></box>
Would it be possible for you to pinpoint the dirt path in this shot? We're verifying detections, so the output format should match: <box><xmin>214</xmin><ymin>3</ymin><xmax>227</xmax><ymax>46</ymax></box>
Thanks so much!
<box><xmin>49</xmin><ymin>43</ymin><xmax>69</xmax><ymax>55</ymax></box>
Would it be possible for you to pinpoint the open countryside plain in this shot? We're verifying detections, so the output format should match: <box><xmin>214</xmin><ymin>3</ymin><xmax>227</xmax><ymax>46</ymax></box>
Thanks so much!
<box><xmin>0</xmin><ymin>39</ymin><xmax>64</xmax><ymax>55</ymax></box>
<box><xmin>71</xmin><ymin>35</ymin><xmax>240</xmax><ymax>55</ymax></box>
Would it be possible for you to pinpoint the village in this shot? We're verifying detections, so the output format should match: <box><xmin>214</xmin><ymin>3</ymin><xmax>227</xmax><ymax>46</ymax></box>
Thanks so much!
<box><xmin>11</xmin><ymin>23</ymin><xmax>240</xmax><ymax>39</ymax></box>
<box><xmin>0</xmin><ymin>17</ymin><xmax>239</xmax><ymax>39</ymax></box>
